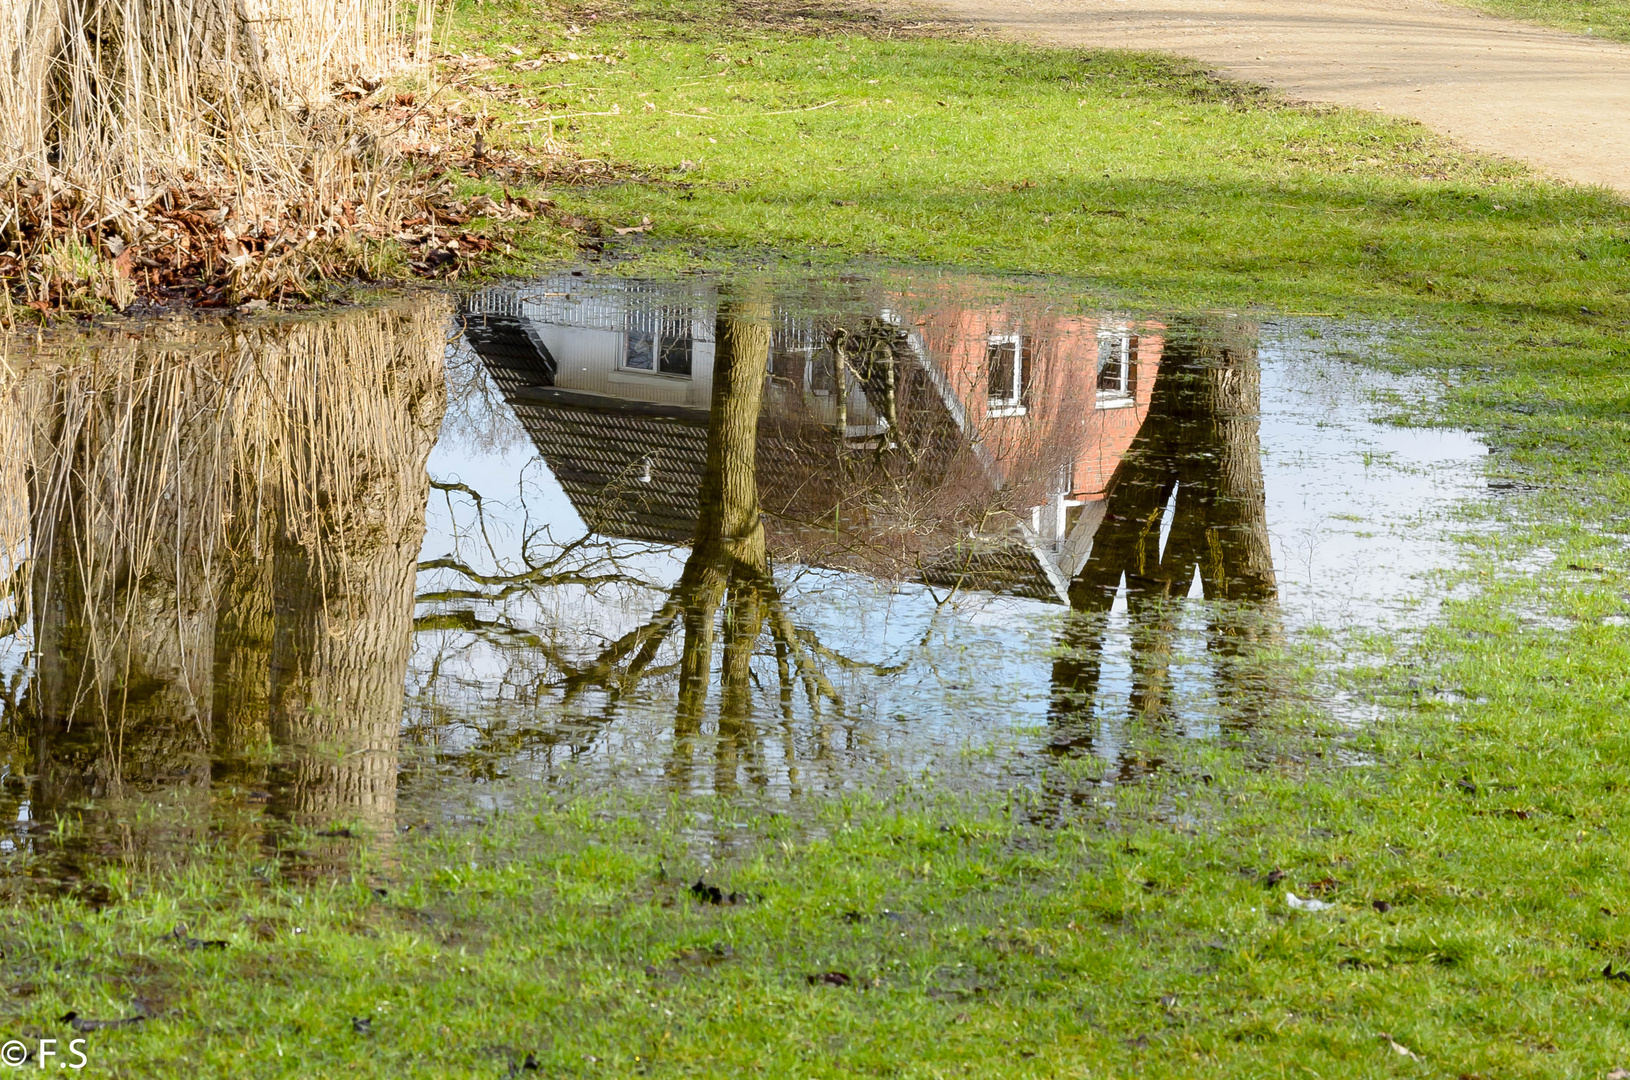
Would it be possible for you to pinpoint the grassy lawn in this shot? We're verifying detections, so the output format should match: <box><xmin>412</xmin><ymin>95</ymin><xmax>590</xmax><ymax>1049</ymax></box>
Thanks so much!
<box><xmin>1449</xmin><ymin>0</ymin><xmax>1630</xmax><ymax>41</ymax></box>
<box><xmin>454</xmin><ymin>0</ymin><xmax>1628</xmax><ymax>319</ymax></box>
<box><xmin>8</xmin><ymin>2</ymin><xmax>1630</xmax><ymax>1076</ymax></box>
<box><xmin>18</xmin><ymin>668</ymin><xmax>1630</xmax><ymax>1079</ymax></box>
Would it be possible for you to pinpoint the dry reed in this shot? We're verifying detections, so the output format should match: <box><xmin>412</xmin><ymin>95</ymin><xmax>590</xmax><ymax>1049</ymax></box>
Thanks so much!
<box><xmin>0</xmin><ymin>341</ymin><xmax>26</xmax><ymax>638</ymax></box>
<box><xmin>0</xmin><ymin>0</ymin><xmax>447</xmax><ymax>307</ymax></box>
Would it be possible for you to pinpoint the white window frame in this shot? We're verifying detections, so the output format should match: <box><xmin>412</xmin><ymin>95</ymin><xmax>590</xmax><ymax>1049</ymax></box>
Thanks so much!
<box><xmin>1095</xmin><ymin>328</ymin><xmax>1137</xmax><ymax>410</ymax></box>
<box><xmin>620</xmin><ymin>311</ymin><xmax>697</xmax><ymax>379</ymax></box>
<box><xmin>986</xmin><ymin>333</ymin><xmax>1028</xmax><ymax>418</ymax></box>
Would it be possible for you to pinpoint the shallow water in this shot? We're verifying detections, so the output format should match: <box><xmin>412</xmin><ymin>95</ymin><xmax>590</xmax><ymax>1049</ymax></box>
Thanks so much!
<box><xmin>0</xmin><ymin>269</ymin><xmax>1485</xmax><ymax>889</ymax></box>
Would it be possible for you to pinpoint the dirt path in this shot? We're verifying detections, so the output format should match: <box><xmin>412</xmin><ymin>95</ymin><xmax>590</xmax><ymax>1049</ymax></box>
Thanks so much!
<box><xmin>907</xmin><ymin>0</ymin><xmax>1630</xmax><ymax>195</ymax></box>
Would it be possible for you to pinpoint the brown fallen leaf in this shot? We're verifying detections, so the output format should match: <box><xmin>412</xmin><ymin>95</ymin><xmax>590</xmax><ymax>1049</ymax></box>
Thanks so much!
<box><xmin>806</xmin><ymin>971</ymin><xmax>853</xmax><ymax>987</ymax></box>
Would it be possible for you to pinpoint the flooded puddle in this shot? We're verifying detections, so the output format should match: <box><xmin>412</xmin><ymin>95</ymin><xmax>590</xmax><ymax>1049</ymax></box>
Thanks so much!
<box><xmin>0</xmin><ymin>270</ymin><xmax>1484</xmax><ymax>887</ymax></box>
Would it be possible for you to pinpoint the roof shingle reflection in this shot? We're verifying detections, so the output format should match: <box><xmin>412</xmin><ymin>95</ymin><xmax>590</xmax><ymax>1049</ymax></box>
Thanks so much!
<box><xmin>460</xmin><ymin>275</ymin><xmax>1147</xmax><ymax>603</ymax></box>
<box><xmin>508</xmin><ymin>393</ymin><xmax>710</xmax><ymax>544</ymax></box>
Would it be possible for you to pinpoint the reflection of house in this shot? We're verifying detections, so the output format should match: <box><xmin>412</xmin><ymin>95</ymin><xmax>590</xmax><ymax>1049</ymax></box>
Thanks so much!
<box><xmin>460</xmin><ymin>276</ymin><xmax>1163</xmax><ymax>602</ymax></box>
<box><xmin>888</xmin><ymin>290</ymin><xmax>1164</xmax><ymax>579</ymax></box>
<box><xmin>462</xmin><ymin>280</ymin><xmax>880</xmax><ymax>546</ymax></box>
<box><xmin>462</xmin><ymin>283</ymin><xmax>712</xmax><ymax>542</ymax></box>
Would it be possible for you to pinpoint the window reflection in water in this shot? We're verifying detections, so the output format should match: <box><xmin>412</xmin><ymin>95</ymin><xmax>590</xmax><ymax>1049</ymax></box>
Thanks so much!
<box><xmin>0</xmin><ymin>271</ymin><xmax>1481</xmax><ymax>889</ymax></box>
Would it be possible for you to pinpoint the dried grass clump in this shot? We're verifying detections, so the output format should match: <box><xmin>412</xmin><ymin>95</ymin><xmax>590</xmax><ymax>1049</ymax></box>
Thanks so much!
<box><xmin>0</xmin><ymin>0</ymin><xmax>404</xmax><ymax>183</ymax></box>
<box><xmin>0</xmin><ymin>0</ymin><xmax>445</xmax><ymax>309</ymax></box>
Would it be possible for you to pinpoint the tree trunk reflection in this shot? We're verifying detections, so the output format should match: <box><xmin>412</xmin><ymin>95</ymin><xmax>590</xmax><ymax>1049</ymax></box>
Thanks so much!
<box><xmin>567</xmin><ymin>286</ymin><xmax>854</xmax><ymax>795</ymax></box>
<box><xmin>1051</xmin><ymin>318</ymin><xmax>1278</xmax><ymax>765</ymax></box>
<box><xmin>264</xmin><ymin>308</ymin><xmax>446</xmax><ymax>844</ymax></box>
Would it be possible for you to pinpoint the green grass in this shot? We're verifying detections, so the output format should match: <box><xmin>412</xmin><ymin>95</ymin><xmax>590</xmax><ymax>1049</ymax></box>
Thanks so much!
<box><xmin>452</xmin><ymin>0</ymin><xmax>1628</xmax><ymax>322</ymax></box>
<box><xmin>1449</xmin><ymin>0</ymin><xmax>1630</xmax><ymax>41</ymax></box>
<box><xmin>16</xmin><ymin>692</ymin><xmax>1630</xmax><ymax>1079</ymax></box>
<box><xmin>11</xmin><ymin>2</ymin><xmax>1630</xmax><ymax>1075</ymax></box>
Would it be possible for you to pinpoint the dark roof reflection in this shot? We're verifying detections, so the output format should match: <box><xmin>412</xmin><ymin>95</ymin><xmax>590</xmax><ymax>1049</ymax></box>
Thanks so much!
<box><xmin>460</xmin><ymin>276</ymin><xmax>1170</xmax><ymax>603</ymax></box>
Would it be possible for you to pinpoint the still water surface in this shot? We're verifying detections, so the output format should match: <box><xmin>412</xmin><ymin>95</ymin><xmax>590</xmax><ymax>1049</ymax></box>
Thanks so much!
<box><xmin>0</xmin><ymin>270</ymin><xmax>1484</xmax><ymax>888</ymax></box>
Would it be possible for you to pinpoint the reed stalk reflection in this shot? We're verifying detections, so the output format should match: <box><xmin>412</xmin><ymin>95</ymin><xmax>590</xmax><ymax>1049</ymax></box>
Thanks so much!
<box><xmin>0</xmin><ymin>299</ymin><xmax>447</xmax><ymax>879</ymax></box>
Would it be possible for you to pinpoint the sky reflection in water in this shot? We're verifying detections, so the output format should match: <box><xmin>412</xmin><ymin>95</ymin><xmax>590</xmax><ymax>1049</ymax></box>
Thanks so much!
<box><xmin>0</xmin><ymin>270</ymin><xmax>1484</xmax><ymax>887</ymax></box>
<box><xmin>413</xmin><ymin>271</ymin><xmax>1485</xmax><ymax>796</ymax></box>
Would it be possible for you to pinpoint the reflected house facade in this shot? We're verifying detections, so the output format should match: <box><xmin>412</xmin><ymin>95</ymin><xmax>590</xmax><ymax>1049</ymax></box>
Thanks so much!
<box><xmin>455</xmin><ymin>277</ymin><xmax>1238</xmax><ymax>791</ymax></box>
<box><xmin>892</xmin><ymin>288</ymin><xmax>1164</xmax><ymax>582</ymax></box>
<box><xmin>464</xmin><ymin>281</ymin><xmax>729</xmax><ymax>546</ymax></box>
<box><xmin>461</xmin><ymin>276</ymin><xmax>1166</xmax><ymax>602</ymax></box>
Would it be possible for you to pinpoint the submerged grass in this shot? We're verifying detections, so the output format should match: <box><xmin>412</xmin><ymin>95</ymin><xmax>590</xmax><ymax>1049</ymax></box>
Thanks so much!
<box><xmin>5</xmin><ymin>1</ymin><xmax>1630</xmax><ymax>1076</ymax></box>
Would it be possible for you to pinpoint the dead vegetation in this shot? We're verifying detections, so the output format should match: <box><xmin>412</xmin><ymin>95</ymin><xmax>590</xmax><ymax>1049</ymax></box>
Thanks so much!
<box><xmin>0</xmin><ymin>0</ymin><xmax>635</xmax><ymax>316</ymax></box>
<box><xmin>0</xmin><ymin>0</ymin><xmax>421</xmax><ymax>311</ymax></box>
<box><xmin>0</xmin><ymin>0</ymin><xmax>978</xmax><ymax>315</ymax></box>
